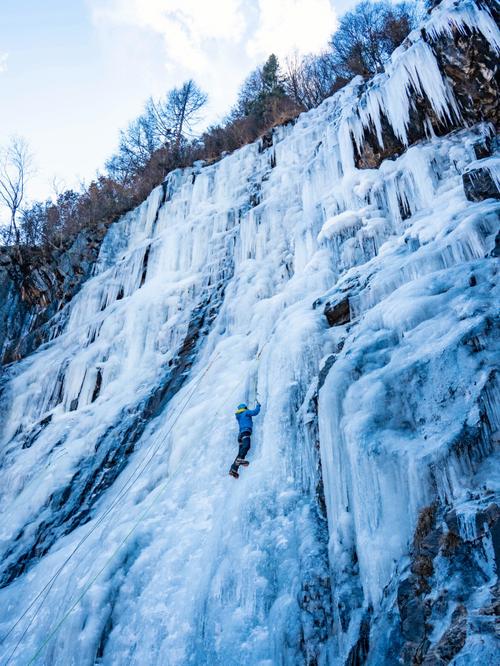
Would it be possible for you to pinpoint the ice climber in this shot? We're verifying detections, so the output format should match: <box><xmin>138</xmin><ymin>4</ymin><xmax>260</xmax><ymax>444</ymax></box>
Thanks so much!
<box><xmin>229</xmin><ymin>401</ymin><xmax>261</xmax><ymax>479</ymax></box>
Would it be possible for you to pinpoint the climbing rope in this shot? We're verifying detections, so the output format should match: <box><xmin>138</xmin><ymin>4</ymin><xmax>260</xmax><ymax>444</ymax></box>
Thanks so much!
<box><xmin>2</xmin><ymin>351</ymin><xmax>220</xmax><ymax>665</ymax></box>
<box><xmin>252</xmin><ymin>334</ymin><xmax>272</xmax><ymax>402</ymax></box>
<box><xmin>58</xmin><ymin>362</ymin><xmax>247</xmax><ymax>612</ymax></box>
<box><xmin>252</xmin><ymin>365</ymin><xmax>260</xmax><ymax>403</ymax></box>
<box><xmin>4</xmin><ymin>333</ymin><xmax>271</xmax><ymax>663</ymax></box>
<box><xmin>37</xmin><ymin>355</ymin><xmax>259</xmax><ymax>663</ymax></box>
<box><xmin>6</xmin><ymin>352</ymin><xmax>220</xmax><ymax>663</ymax></box>
<box><xmin>26</xmin><ymin>466</ymin><xmax>179</xmax><ymax>665</ymax></box>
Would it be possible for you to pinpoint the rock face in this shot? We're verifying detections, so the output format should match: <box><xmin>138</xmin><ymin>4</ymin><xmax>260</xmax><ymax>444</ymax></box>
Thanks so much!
<box><xmin>324</xmin><ymin>297</ymin><xmax>351</xmax><ymax>327</ymax></box>
<box><xmin>0</xmin><ymin>221</ymin><xmax>112</xmax><ymax>363</ymax></box>
<box><xmin>0</xmin><ymin>2</ymin><xmax>498</xmax><ymax>665</ymax></box>
<box><xmin>395</xmin><ymin>500</ymin><xmax>499</xmax><ymax>666</ymax></box>
<box><xmin>431</xmin><ymin>21</ymin><xmax>499</xmax><ymax>127</ymax></box>
<box><xmin>352</xmin><ymin>0</ymin><xmax>500</xmax><ymax>170</ymax></box>
<box><xmin>463</xmin><ymin>163</ymin><xmax>500</xmax><ymax>201</ymax></box>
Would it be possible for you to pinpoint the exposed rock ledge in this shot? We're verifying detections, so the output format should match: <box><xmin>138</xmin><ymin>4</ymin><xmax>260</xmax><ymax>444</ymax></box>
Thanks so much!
<box><xmin>0</xmin><ymin>221</ymin><xmax>111</xmax><ymax>364</ymax></box>
<box><xmin>352</xmin><ymin>0</ymin><xmax>499</xmax><ymax>169</ymax></box>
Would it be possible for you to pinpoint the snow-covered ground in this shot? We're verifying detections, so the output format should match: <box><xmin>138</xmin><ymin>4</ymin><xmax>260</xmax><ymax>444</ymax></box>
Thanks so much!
<box><xmin>0</xmin><ymin>1</ymin><xmax>498</xmax><ymax>664</ymax></box>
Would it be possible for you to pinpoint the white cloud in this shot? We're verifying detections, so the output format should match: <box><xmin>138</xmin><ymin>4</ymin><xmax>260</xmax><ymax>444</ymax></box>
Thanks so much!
<box><xmin>89</xmin><ymin>0</ymin><xmax>338</xmax><ymax>117</ymax></box>
<box><xmin>248</xmin><ymin>0</ymin><xmax>337</xmax><ymax>59</ymax></box>
<box><xmin>0</xmin><ymin>52</ymin><xmax>8</xmax><ymax>73</ymax></box>
<box><xmin>92</xmin><ymin>0</ymin><xmax>247</xmax><ymax>73</ymax></box>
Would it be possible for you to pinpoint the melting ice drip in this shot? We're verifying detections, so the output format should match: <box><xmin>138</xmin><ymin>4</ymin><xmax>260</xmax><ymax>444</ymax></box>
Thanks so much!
<box><xmin>0</xmin><ymin>1</ymin><xmax>499</xmax><ymax>664</ymax></box>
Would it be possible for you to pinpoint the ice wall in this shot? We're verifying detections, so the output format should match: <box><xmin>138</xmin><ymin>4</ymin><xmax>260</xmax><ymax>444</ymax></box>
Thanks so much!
<box><xmin>0</xmin><ymin>1</ymin><xmax>498</xmax><ymax>664</ymax></box>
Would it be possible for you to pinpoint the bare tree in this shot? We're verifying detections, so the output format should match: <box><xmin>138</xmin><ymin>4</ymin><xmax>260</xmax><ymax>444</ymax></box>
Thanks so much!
<box><xmin>106</xmin><ymin>113</ymin><xmax>159</xmax><ymax>185</ymax></box>
<box><xmin>329</xmin><ymin>1</ymin><xmax>421</xmax><ymax>79</ymax></box>
<box><xmin>0</xmin><ymin>136</ymin><xmax>34</xmax><ymax>243</ymax></box>
<box><xmin>153</xmin><ymin>79</ymin><xmax>208</xmax><ymax>156</ymax></box>
<box><xmin>145</xmin><ymin>97</ymin><xmax>173</xmax><ymax>147</ymax></box>
<box><xmin>283</xmin><ymin>51</ymin><xmax>343</xmax><ymax>110</ymax></box>
<box><xmin>283</xmin><ymin>52</ymin><xmax>305</xmax><ymax>107</ymax></box>
<box><xmin>19</xmin><ymin>200</ymin><xmax>48</xmax><ymax>246</ymax></box>
<box><xmin>51</xmin><ymin>174</ymin><xmax>66</xmax><ymax>200</ymax></box>
<box><xmin>107</xmin><ymin>80</ymin><xmax>207</xmax><ymax>183</ymax></box>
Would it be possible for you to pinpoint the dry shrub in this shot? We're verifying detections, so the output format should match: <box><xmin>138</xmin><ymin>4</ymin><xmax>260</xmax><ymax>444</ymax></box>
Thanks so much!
<box><xmin>440</xmin><ymin>531</ymin><xmax>461</xmax><ymax>557</ymax></box>
<box><xmin>413</xmin><ymin>503</ymin><xmax>438</xmax><ymax>551</ymax></box>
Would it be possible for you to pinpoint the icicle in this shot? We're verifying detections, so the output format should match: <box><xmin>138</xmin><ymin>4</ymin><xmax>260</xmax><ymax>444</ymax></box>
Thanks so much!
<box><xmin>426</xmin><ymin>0</ymin><xmax>500</xmax><ymax>52</ymax></box>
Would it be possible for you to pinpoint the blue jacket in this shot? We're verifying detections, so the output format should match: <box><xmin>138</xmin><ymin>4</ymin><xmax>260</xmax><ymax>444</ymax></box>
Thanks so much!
<box><xmin>235</xmin><ymin>403</ymin><xmax>261</xmax><ymax>433</ymax></box>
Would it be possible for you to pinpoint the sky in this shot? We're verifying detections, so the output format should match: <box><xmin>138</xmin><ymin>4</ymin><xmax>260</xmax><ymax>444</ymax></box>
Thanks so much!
<box><xmin>0</xmin><ymin>0</ymin><xmax>357</xmax><ymax>209</ymax></box>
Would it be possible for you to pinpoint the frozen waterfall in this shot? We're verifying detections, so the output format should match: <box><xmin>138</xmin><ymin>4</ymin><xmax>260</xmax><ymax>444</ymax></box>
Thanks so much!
<box><xmin>0</xmin><ymin>1</ymin><xmax>499</xmax><ymax>664</ymax></box>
